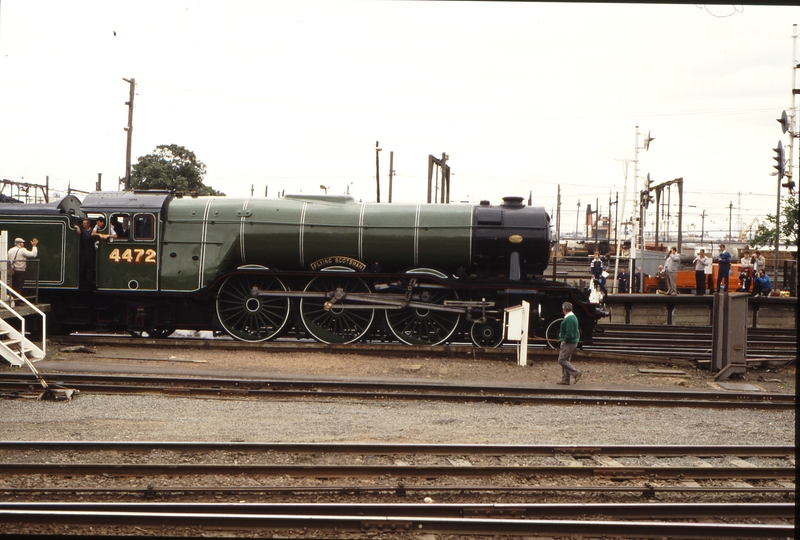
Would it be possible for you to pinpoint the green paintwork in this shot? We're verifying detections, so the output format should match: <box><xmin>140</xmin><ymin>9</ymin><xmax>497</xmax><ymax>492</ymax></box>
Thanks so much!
<box><xmin>416</xmin><ymin>204</ymin><xmax>473</xmax><ymax>268</ymax></box>
<box><xmin>3</xmin><ymin>194</ymin><xmax>478</xmax><ymax>294</ymax></box>
<box><xmin>0</xmin><ymin>217</ymin><xmax>79</xmax><ymax>288</ymax></box>
<box><xmin>156</xmin><ymin>195</ymin><xmax>477</xmax><ymax>292</ymax></box>
<box><xmin>160</xmin><ymin>198</ymin><xmax>207</xmax><ymax>291</ymax></box>
<box><xmin>300</xmin><ymin>199</ymin><xmax>362</xmax><ymax>267</ymax></box>
<box><xmin>96</xmin><ymin>231</ymin><xmax>159</xmax><ymax>291</ymax></box>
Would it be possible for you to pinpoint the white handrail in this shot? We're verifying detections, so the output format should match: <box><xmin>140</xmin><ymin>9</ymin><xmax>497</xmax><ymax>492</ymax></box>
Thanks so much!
<box><xmin>0</xmin><ymin>280</ymin><xmax>46</xmax><ymax>356</ymax></box>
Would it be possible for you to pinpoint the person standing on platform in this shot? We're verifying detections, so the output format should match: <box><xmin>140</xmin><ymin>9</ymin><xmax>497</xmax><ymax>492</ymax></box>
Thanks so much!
<box><xmin>753</xmin><ymin>250</ymin><xmax>766</xmax><ymax>276</ymax></box>
<box><xmin>692</xmin><ymin>249</ymin><xmax>709</xmax><ymax>296</ymax></box>
<box><xmin>665</xmin><ymin>246</ymin><xmax>681</xmax><ymax>295</ymax></box>
<box><xmin>617</xmin><ymin>267</ymin><xmax>629</xmax><ymax>293</ymax></box>
<box><xmin>601</xmin><ymin>253</ymin><xmax>611</xmax><ymax>292</ymax></box>
<box><xmin>631</xmin><ymin>266</ymin><xmax>647</xmax><ymax>292</ymax></box>
<box><xmin>716</xmin><ymin>244</ymin><xmax>732</xmax><ymax>293</ymax></box>
<box><xmin>739</xmin><ymin>250</ymin><xmax>753</xmax><ymax>292</ymax></box>
<box><xmin>7</xmin><ymin>237</ymin><xmax>38</xmax><ymax>296</ymax></box>
<box><xmin>655</xmin><ymin>264</ymin><xmax>668</xmax><ymax>293</ymax></box>
<box><xmin>556</xmin><ymin>302</ymin><xmax>582</xmax><ymax>386</ymax></box>
<box><xmin>589</xmin><ymin>252</ymin><xmax>605</xmax><ymax>293</ymax></box>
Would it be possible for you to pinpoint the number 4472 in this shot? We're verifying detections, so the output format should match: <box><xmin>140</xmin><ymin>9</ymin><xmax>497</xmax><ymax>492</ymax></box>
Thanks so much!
<box><xmin>109</xmin><ymin>248</ymin><xmax>157</xmax><ymax>264</ymax></box>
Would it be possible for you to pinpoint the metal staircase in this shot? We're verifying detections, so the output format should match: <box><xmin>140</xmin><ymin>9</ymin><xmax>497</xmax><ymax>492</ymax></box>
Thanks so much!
<box><xmin>0</xmin><ymin>318</ymin><xmax>44</xmax><ymax>367</ymax></box>
<box><xmin>0</xmin><ymin>282</ymin><xmax>46</xmax><ymax>368</ymax></box>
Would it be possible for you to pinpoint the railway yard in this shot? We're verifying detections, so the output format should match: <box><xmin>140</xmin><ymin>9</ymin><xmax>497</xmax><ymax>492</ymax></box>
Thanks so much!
<box><xmin>0</xmin><ymin>326</ymin><xmax>796</xmax><ymax>539</ymax></box>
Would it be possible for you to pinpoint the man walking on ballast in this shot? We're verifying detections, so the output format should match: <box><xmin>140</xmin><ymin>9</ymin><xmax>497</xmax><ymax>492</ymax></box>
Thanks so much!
<box><xmin>556</xmin><ymin>302</ymin><xmax>582</xmax><ymax>385</ymax></box>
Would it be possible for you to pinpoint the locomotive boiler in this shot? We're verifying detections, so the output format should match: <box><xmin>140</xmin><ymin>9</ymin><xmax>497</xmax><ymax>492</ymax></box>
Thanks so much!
<box><xmin>0</xmin><ymin>190</ymin><xmax>605</xmax><ymax>347</ymax></box>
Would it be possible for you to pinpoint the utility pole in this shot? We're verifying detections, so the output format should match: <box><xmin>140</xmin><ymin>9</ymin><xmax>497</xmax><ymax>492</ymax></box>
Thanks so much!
<box><xmin>575</xmin><ymin>200</ymin><xmax>581</xmax><ymax>238</ymax></box>
<box><xmin>633</xmin><ymin>126</ymin><xmax>654</xmax><ymax>263</ymax></box>
<box><xmin>388</xmin><ymin>151</ymin><xmax>394</xmax><ymax>203</ymax></box>
<box><xmin>123</xmin><ymin>78</ymin><xmax>135</xmax><ymax>191</ymax></box>
<box><xmin>608</xmin><ymin>191</ymin><xmax>619</xmax><ymax>254</ymax></box>
<box><xmin>728</xmin><ymin>201</ymin><xmax>733</xmax><ymax>243</ymax></box>
<box><xmin>96</xmin><ymin>173</ymin><xmax>102</xmax><ymax>192</ymax></box>
<box><xmin>773</xmin><ymin>24</ymin><xmax>798</xmax><ymax>287</ymax></box>
<box><xmin>554</xmin><ymin>185</ymin><xmax>561</xmax><ymax>280</ymax></box>
<box><xmin>375</xmin><ymin>141</ymin><xmax>381</xmax><ymax>203</ymax></box>
<box><xmin>700</xmin><ymin>210</ymin><xmax>706</xmax><ymax>246</ymax></box>
<box><xmin>594</xmin><ymin>198</ymin><xmax>599</xmax><ymax>247</ymax></box>
<box><xmin>613</xmin><ymin>159</ymin><xmax>631</xmax><ymax>294</ymax></box>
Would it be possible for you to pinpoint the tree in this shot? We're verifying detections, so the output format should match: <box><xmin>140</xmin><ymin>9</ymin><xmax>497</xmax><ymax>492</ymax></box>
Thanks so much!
<box><xmin>130</xmin><ymin>144</ymin><xmax>224</xmax><ymax>196</ymax></box>
<box><xmin>750</xmin><ymin>195</ymin><xmax>798</xmax><ymax>252</ymax></box>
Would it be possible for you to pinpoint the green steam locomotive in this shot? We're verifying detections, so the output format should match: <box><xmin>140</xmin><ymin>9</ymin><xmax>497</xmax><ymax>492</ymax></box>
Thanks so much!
<box><xmin>0</xmin><ymin>191</ymin><xmax>605</xmax><ymax>347</ymax></box>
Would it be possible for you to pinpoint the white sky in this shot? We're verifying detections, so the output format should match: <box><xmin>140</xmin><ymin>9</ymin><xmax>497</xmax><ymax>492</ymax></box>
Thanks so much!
<box><xmin>1</xmin><ymin>1</ymin><xmax>798</xmax><ymax>241</ymax></box>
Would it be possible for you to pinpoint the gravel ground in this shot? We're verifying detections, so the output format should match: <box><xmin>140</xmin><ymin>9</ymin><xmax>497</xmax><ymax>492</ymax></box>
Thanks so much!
<box><xmin>0</xmin><ymin>343</ymin><xmax>795</xmax><ymax>446</ymax></box>
<box><xmin>0</xmin><ymin>343</ymin><xmax>795</xmax><ymax>539</ymax></box>
<box><xmin>0</xmin><ymin>393</ymin><xmax>795</xmax><ymax>445</ymax></box>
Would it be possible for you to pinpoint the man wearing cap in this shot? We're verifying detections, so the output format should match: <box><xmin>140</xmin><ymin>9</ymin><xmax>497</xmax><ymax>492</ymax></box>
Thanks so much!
<box><xmin>7</xmin><ymin>237</ymin><xmax>38</xmax><ymax>294</ymax></box>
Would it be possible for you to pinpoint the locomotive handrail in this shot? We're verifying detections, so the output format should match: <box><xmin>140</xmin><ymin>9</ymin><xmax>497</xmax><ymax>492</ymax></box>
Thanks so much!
<box><xmin>0</xmin><ymin>280</ymin><xmax>47</xmax><ymax>368</ymax></box>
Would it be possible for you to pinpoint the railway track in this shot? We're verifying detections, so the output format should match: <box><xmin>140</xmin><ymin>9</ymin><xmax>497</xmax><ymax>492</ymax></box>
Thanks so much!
<box><xmin>0</xmin><ymin>443</ymin><xmax>794</xmax><ymax>538</ymax></box>
<box><xmin>0</xmin><ymin>372</ymin><xmax>794</xmax><ymax>409</ymax></box>
<box><xmin>0</xmin><ymin>503</ymin><xmax>794</xmax><ymax>538</ymax></box>
<box><xmin>49</xmin><ymin>324</ymin><xmax>797</xmax><ymax>363</ymax></box>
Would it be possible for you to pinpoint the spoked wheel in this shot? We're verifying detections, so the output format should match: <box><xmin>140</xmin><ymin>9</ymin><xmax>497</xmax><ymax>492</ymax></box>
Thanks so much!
<box><xmin>470</xmin><ymin>317</ymin><xmax>504</xmax><ymax>348</ymax></box>
<box><xmin>385</xmin><ymin>270</ymin><xmax>461</xmax><ymax>346</ymax></box>
<box><xmin>216</xmin><ymin>274</ymin><xmax>291</xmax><ymax>342</ymax></box>
<box><xmin>300</xmin><ymin>275</ymin><xmax>375</xmax><ymax>344</ymax></box>
<box><xmin>545</xmin><ymin>317</ymin><xmax>581</xmax><ymax>349</ymax></box>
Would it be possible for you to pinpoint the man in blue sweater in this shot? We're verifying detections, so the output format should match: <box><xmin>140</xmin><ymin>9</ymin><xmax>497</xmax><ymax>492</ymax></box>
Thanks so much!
<box><xmin>716</xmin><ymin>244</ymin><xmax>732</xmax><ymax>293</ymax></box>
<box><xmin>557</xmin><ymin>302</ymin><xmax>582</xmax><ymax>385</ymax></box>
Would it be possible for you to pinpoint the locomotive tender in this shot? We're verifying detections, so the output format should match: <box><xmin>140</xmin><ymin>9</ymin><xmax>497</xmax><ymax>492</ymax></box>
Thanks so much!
<box><xmin>0</xmin><ymin>191</ymin><xmax>605</xmax><ymax>347</ymax></box>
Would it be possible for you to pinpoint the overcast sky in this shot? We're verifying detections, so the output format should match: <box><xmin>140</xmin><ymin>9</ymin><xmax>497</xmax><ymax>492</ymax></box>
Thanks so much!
<box><xmin>1</xmin><ymin>1</ymin><xmax>798</xmax><ymax>241</ymax></box>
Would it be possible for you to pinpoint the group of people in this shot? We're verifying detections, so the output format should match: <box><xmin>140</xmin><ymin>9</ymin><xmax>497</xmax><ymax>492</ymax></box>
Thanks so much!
<box><xmin>738</xmin><ymin>249</ymin><xmax>771</xmax><ymax>296</ymax></box>
<box><xmin>651</xmin><ymin>244</ymin><xmax>771</xmax><ymax>296</ymax></box>
<box><xmin>597</xmin><ymin>244</ymin><xmax>774</xmax><ymax>297</ymax></box>
<box><xmin>5</xmin><ymin>215</ymin><xmax>129</xmax><ymax>297</ymax></box>
<box><xmin>690</xmin><ymin>245</ymin><xmax>771</xmax><ymax>296</ymax></box>
<box><xmin>74</xmin><ymin>215</ymin><xmax>128</xmax><ymax>288</ymax></box>
<box><xmin>588</xmin><ymin>252</ymin><xmax>648</xmax><ymax>296</ymax></box>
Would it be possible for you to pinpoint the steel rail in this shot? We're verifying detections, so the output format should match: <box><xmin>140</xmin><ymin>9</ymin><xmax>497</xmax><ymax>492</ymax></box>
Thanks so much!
<box><xmin>0</xmin><ymin>502</ymin><xmax>794</xmax><ymax>519</ymax></box>
<box><xmin>52</xmin><ymin>325</ymin><xmax>797</xmax><ymax>356</ymax></box>
<box><xmin>0</xmin><ymin>463</ymin><xmax>793</xmax><ymax>479</ymax></box>
<box><xmin>1</xmin><ymin>381</ymin><xmax>794</xmax><ymax>409</ymax></box>
<box><xmin>1</xmin><ymin>381</ymin><xmax>795</xmax><ymax>409</ymax></box>
<box><xmin>0</xmin><ymin>374</ymin><xmax>795</xmax><ymax>410</ymax></box>
<box><xmin>0</xmin><ymin>484</ymin><xmax>794</xmax><ymax>497</ymax></box>
<box><xmin>1</xmin><ymin>372</ymin><xmax>794</xmax><ymax>406</ymax></box>
<box><xmin>1</xmin><ymin>387</ymin><xmax>794</xmax><ymax>409</ymax></box>
<box><xmin>0</xmin><ymin>509</ymin><xmax>792</xmax><ymax>537</ymax></box>
<box><xmin>0</xmin><ymin>441</ymin><xmax>793</xmax><ymax>457</ymax></box>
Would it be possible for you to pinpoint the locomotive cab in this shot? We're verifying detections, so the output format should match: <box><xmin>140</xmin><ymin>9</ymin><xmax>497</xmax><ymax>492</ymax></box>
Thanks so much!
<box><xmin>81</xmin><ymin>191</ymin><xmax>170</xmax><ymax>292</ymax></box>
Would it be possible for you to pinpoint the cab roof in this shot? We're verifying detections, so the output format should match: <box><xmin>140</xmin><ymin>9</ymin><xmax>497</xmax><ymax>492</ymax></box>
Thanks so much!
<box><xmin>81</xmin><ymin>191</ymin><xmax>173</xmax><ymax>213</ymax></box>
<box><xmin>0</xmin><ymin>194</ymin><xmax>83</xmax><ymax>216</ymax></box>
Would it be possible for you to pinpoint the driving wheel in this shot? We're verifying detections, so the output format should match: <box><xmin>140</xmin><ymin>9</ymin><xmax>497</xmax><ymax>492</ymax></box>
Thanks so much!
<box><xmin>299</xmin><ymin>274</ymin><xmax>374</xmax><ymax>344</ymax></box>
<box><xmin>216</xmin><ymin>274</ymin><xmax>291</xmax><ymax>342</ymax></box>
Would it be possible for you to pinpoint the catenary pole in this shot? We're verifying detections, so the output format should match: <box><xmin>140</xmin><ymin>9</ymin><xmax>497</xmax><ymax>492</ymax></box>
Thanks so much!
<box><xmin>123</xmin><ymin>78</ymin><xmax>135</xmax><ymax>191</ymax></box>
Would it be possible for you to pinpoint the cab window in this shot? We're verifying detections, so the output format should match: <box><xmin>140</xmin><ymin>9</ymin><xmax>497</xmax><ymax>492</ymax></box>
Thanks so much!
<box><xmin>109</xmin><ymin>213</ymin><xmax>130</xmax><ymax>239</ymax></box>
<box><xmin>85</xmin><ymin>213</ymin><xmax>106</xmax><ymax>233</ymax></box>
<box><xmin>133</xmin><ymin>214</ymin><xmax>155</xmax><ymax>241</ymax></box>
